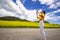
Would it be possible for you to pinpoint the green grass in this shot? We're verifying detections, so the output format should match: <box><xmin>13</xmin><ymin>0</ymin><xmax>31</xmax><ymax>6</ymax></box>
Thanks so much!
<box><xmin>0</xmin><ymin>20</ymin><xmax>60</xmax><ymax>28</ymax></box>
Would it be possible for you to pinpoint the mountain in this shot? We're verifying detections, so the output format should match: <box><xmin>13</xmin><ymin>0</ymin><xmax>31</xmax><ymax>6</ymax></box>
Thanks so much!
<box><xmin>0</xmin><ymin>16</ymin><xmax>49</xmax><ymax>23</ymax></box>
<box><xmin>35</xmin><ymin>20</ymin><xmax>49</xmax><ymax>23</ymax></box>
<box><xmin>0</xmin><ymin>16</ymin><xmax>29</xmax><ymax>22</ymax></box>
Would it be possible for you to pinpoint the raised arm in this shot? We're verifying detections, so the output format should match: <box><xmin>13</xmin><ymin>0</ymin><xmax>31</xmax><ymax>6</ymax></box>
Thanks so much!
<box><xmin>36</xmin><ymin>11</ymin><xmax>39</xmax><ymax>19</ymax></box>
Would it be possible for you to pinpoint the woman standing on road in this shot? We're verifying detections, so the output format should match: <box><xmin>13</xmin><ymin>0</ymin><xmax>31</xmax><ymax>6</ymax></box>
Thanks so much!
<box><xmin>36</xmin><ymin>10</ymin><xmax>46</xmax><ymax>40</ymax></box>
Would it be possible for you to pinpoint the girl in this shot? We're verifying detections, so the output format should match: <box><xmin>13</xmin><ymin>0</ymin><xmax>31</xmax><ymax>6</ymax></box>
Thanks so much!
<box><xmin>36</xmin><ymin>10</ymin><xmax>46</xmax><ymax>40</ymax></box>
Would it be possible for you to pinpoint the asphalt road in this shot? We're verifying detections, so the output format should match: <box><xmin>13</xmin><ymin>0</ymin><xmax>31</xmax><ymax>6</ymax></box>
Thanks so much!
<box><xmin>0</xmin><ymin>28</ymin><xmax>60</xmax><ymax>40</ymax></box>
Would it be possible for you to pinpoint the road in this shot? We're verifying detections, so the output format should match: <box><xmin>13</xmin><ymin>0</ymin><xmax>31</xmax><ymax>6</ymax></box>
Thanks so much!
<box><xmin>0</xmin><ymin>28</ymin><xmax>60</xmax><ymax>40</ymax></box>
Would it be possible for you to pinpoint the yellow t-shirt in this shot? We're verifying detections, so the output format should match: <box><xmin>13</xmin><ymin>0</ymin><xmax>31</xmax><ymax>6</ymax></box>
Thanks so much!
<box><xmin>38</xmin><ymin>12</ymin><xmax>45</xmax><ymax>21</ymax></box>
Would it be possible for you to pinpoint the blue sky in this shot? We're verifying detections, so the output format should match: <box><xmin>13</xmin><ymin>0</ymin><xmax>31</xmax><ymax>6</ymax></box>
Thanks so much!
<box><xmin>0</xmin><ymin>0</ymin><xmax>60</xmax><ymax>24</ymax></box>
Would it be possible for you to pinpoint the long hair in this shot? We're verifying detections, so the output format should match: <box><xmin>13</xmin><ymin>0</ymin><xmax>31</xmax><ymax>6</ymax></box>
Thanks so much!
<box><xmin>42</xmin><ymin>10</ymin><xmax>45</xmax><ymax>14</ymax></box>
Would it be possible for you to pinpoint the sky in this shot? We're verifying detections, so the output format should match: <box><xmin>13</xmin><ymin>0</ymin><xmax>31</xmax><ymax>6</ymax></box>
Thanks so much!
<box><xmin>0</xmin><ymin>0</ymin><xmax>60</xmax><ymax>24</ymax></box>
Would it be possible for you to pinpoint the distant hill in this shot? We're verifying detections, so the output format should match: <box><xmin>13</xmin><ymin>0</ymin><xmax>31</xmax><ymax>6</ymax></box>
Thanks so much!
<box><xmin>35</xmin><ymin>21</ymin><xmax>49</xmax><ymax>23</ymax></box>
<box><xmin>0</xmin><ymin>16</ymin><xmax>49</xmax><ymax>23</ymax></box>
<box><xmin>0</xmin><ymin>16</ymin><xmax>30</xmax><ymax>22</ymax></box>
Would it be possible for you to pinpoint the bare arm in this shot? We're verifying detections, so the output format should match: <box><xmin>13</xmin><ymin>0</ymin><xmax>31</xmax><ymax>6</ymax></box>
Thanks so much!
<box><xmin>36</xmin><ymin>11</ymin><xmax>39</xmax><ymax>19</ymax></box>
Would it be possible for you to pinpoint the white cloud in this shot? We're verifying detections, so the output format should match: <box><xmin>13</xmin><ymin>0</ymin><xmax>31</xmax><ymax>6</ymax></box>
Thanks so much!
<box><xmin>38</xmin><ymin>0</ymin><xmax>60</xmax><ymax>9</ymax></box>
<box><xmin>16</xmin><ymin>0</ymin><xmax>28</xmax><ymax>13</ymax></box>
<box><xmin>39</xmin><ymin>0</ymin><xmax>55</xmax><ymax>5</ymax></box>
<box><xmin>32</xmin><ymin>0</ymin><xmax>37</xmax><ymax>2</ymax></box>
<box><xmin>49</xmin><ymin>1</ymin><xmax>60</xmax><ymax>9</ymax></box>
<box><xmin>16</xmin><ymin>0</ymin><xmax>37</xmax><ymax>21</ymax></box>
<box><xmin>0</xmin><ymin>8</ymin><xmax>15</xmax><ymax>16</ymax></box>
<box><xmin>45</xmin><ymin>9</ymin><xmax>60</xmax><ymax>21</ymax></box>
<box><xmin>49</xmin><ymin>4</ymin><xmax>57</xmax><ymax>9</ymax></box>
<box><xmin>57</xmin><ymin>16</ymin><xmax>60</xmax><ymax>19</ymax></box>
<box><xmin>56</xmin><ymin>1</ymin><xmax>60</xmax><ymax>7</ymax></box>
<box><xmin>45</xmin><ymin>15</ymin><xmax>58</xmax><ymax>21</ymax></box>
<box><xmin>22</xmin><ymin>0</ymin><xmax>27</xmax><ymax>3</ymax></box>
<box><xmin>53</xmin><ymin>9</ymin><xmax>60</xmax><ymax>13</ymax></box>
<box><xmin>25</xmin><ymin>10</ymin><xmax>37</xmax><ymax>21</ymax></box>
<box><xmin>0</xmin><ymin>0</ymin><xmax>27</xmax><ymax>19</ymax></box>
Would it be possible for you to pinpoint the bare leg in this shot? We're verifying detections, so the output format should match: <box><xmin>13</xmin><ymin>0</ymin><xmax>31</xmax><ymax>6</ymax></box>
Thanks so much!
<box><xmin>39</xmin><ymin>21</ymin><xmax>46</xmax><ymax>40</ymax></box>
